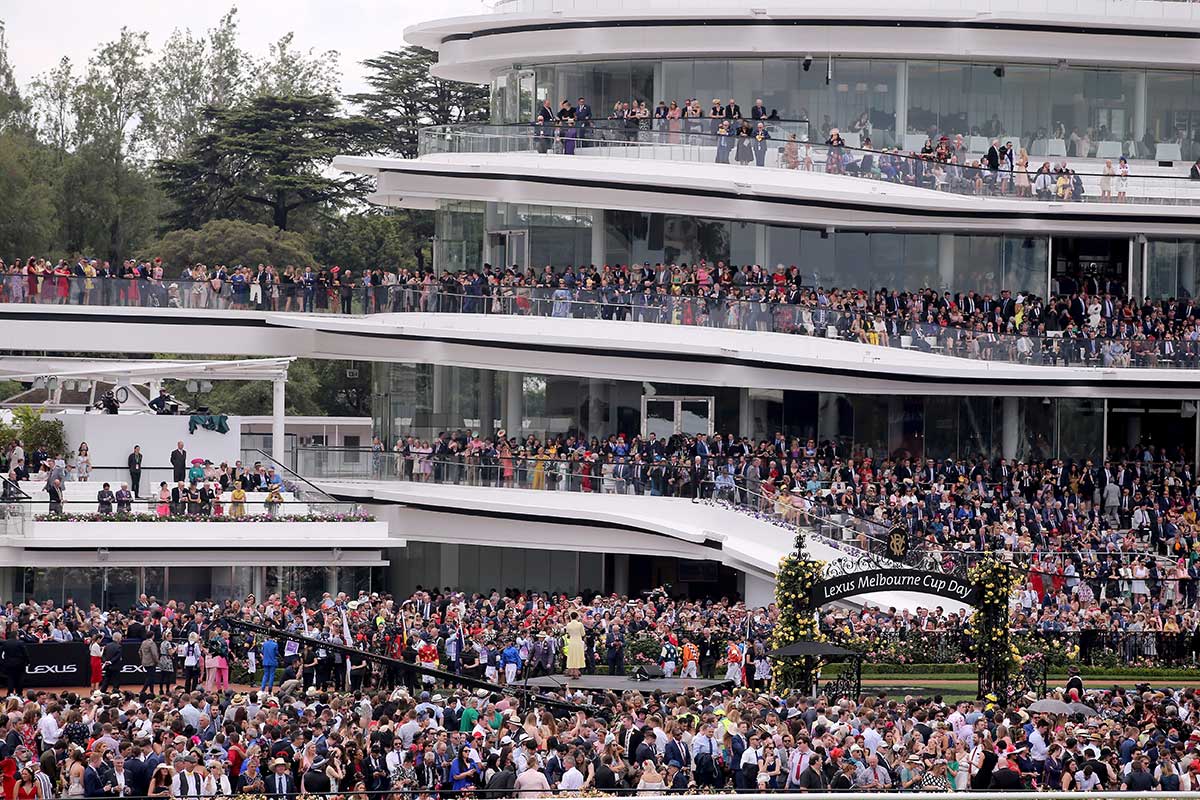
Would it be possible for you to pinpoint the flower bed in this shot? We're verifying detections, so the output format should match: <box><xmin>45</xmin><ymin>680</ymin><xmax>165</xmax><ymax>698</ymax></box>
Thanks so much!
<box><xmin>35</xmin><ymin>512</ymin><xmax>374</xmax><ymax>523</ymax></box>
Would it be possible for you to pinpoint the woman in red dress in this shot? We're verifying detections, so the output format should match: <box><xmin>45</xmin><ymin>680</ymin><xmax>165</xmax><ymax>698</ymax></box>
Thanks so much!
<box><xmin>15</xmin><ymin>767</ymin><xmax>39</xmax><ymax>800</ymax></box>
<box><xmin>89</xmin><ymin>633</ymin><xmax>103</xmax><ymax>690</ymax></box>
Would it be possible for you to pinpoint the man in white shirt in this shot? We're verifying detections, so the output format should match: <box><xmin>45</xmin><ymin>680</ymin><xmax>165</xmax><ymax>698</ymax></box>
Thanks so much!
<box><xmin>171</xmin><ymin>754</ymin><xmax>205</xmax><ymax>798</ymax></box>
<box><xmin>37</xmin><ymin>707</ymin><xmax>63</xmax><ymax>747</ymax></box>
<box><xmin>559</xmin><ymin>753</ymin><xmax>585</xmax><ymax>793</ymax></box>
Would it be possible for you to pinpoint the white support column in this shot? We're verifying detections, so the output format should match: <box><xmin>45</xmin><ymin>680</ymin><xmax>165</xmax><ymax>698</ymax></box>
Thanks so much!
<box><xmin>937</xmin><ymin>234</ymin><xmax>955</xmax><ymax>291</ymax></box>
<box><xmin>744</xmin><ymin>572</ymin><xmax>776</xmax><ymax>609</ymax></box>
<box><xmin>590</xmin><ymin>209</ymin><xmax>605</xmax><ymax>267</ymax></box>
<box><xmin>1002</xmin><ymin>396</ymin><xmax>1020</xmax><ymax>460</ymax></box>
<box><xmin>326</xmin><ymin>566</ymin><xmax>338</xmax><ymax>596</ymax></box>
<box><xmin>271</xmin><ymin>377</ymin><xmax>286</xmax><ymax>465</ymax></box>
<box><xmin>895</xmin><ymin>62</ymin><xmax>909</xmax><ymax>145</ymax></box>
<box><xmin>505</xmin><ymin>372</ymin><xmax>523</xmax><ymax>438</ymax></box>
<box><xmin>755</xmin><ymin>223</ymin><xmax>769</xmax><ymax>268</ymax></box>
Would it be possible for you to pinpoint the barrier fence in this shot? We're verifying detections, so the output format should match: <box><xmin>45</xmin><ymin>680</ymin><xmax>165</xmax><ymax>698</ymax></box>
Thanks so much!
<box><xmin>2</xmin><ymin>277</ymin><xmax>1190</xmax><ymax>370</ymax></box>
<box><xmin>418</xmin><ymin>123</ymin><xmax>1200</xmax><ymax>205</ymax></box>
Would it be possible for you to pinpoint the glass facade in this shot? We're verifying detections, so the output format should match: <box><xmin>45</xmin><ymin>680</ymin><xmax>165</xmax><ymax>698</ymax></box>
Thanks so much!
<box><xmin>438</xmin><ymin>200</ymin><xmax>1200</xmax><ymax>300</ymax></box>
<box><xmin>372</xmin><ymin>364</ymin><xmax>1148</xmax><ymax>464</ymax></box>
<box><xmin>493</xmin><ymin>58</ymin><xmax>1200</xmax><ymax>159</ymax></box>
<box><xmin>14</xmin><ymin>566</ymin><xmax>379</xmax><ymax>608</ymax></box>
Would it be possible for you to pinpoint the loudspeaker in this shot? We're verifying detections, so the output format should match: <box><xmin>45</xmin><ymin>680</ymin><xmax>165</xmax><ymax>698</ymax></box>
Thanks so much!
<box><xmin>632</xmin><ymin>665</ymin><xmax>664</xmax><ymax>681</ymax></box>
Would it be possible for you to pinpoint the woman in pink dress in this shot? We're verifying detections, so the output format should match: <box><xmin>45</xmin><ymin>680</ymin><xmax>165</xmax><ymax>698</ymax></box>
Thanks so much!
<box><xmin>666</xmin><ymin>101</ymin><xmax>683</xmax><ymax>144</ymax></box>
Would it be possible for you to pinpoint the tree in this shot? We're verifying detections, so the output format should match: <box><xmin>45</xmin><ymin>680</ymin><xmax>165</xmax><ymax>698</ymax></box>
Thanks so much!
<box><xmin>147</xmin><ymin>8</ymin><xmax>248</xmax><ymax>160</ymax></box>
<box><xmin>71</xmin><ymin>27</ymin><xmax>156</xmax><ymax>262</ymax></box>
<box><xmin>0</xmin><ymin>21</ymin><xmax>30</xmax><ymax>133</ymax></box>
<box><xmin>0</xmin><ymin>131</ymin><xmax>56</xmax><ymax>256</ymax></box>
<box><xmin>347</xmin><ymin>47</ymin><xmax>488</xmax><ymax>158</ymax></box>
<box><xmin>29</xmin><ymin>57</ymin><xmax>76</xmax><ymax>160</ymax></box>
<box><xmin>158</xmin><ymin>94</ymin><xmax>378</xmax><ymax>231</ymax></box>
<box><xmin>151</xmin><ymin>219</ymin><xmax>315</xmax><ymax>271</ymax></box>
<box><xmin>253</xmin><ymin>32</ymin><xmax>340</xmax><ymax>97</ymax></box>
<box><xmin>308</xmin><ymin>209</ymin><xmax>432</xmax><ymax>274</ymax></box>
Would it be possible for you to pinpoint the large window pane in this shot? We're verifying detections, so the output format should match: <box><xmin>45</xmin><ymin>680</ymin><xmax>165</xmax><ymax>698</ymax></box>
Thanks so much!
<box><xmin>1002</xmin><ymin>65</ymin><xmax>1051</xmax><ymax>157</ymax></box>
<box><xmin>1057</xmin><ymin>398</ymin><xmax>1103</xmax><ymax>463</ymax></box>
<box><xmin>1146</xmin><ymin>71</ymin><xmax>1198</xmax><ymax>161</ymax></box>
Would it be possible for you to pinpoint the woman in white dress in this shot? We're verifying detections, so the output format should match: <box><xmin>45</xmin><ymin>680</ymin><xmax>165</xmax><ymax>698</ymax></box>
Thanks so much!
<box><xmin>1087</xmin><ymin>297</ymin><xmax>1102</xmax><ymax>329</ymax></box>
<box><xmin>1131</xmin><ymin>560</ymin><xmax>1150</xmax><ymax>600</ymax></box>
<box><xmin>1116</xmin><ymin>156</ymin><xmax>1129</xmax><ymax>203</ymax></box>
<box><xmin>76</xmin><ymin>443</ymin><xmax>91</xmax><ymax>482</ymax></box>
<box><xmin>1100</xmin><ymin>159</ymin><xmax>1115</xmax><ymax>201</ymax></box>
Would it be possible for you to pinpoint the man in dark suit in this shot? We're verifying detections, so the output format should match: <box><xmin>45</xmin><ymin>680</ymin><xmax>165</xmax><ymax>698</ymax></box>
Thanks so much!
<box><xmin>170</xmin><ymin>441</ymin><xmax>187</xmax><ymax>482</ymax></box>
<box><xmin>127</xmin><ymin>446</ymin><xmax>143</xmax><ymax>497</ymax></box>
<box><xmin>0</xmin><ymin>623</ymin><xmax>29</xmax><ymax>697</ymax></box>
<box><xmin>575</xmin><ymin>97</ymin><xmax>592</xmax><ymax>144</ymax></box>
<box><xmin>267</xmin><ymin>758</ymin><xmax>296</xmax><ymax>798</ymax></box>
<box><xmin>751</xmin><ymin>98</ymin><xmax>768</xmax><ymax>119</ymax></box>
<box><xmin>723</xmin><ymin>98</ymin><xmax>741</xmax><ymax>119</ymax></box>
<box><xmin>83</xmin><ymin>751</ymin><xmax>112</xmax><ymax>798</ymax></box>
<box><xmin>100</xmin><ymin>633</ymin><xmax>124</xmax><ymax>693</ymax></box>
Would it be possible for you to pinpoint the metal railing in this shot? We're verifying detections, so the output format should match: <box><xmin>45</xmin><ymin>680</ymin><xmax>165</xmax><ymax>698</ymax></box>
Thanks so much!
<box><xmin>418</xmin><ymin>123</ymin><xmax>1200</xmax><ymax>206</ymax></box>
<box><xmin>490</xmin><ymin>0</ymin><xmax>1200</xmax><ymax>15</ymax></box>
<box><xmin>13</xmin><ymin>499</ymin><xmax>367</xmax><ymax>523</ymax></box>
<box><xmin>7</xmin><ymin>277</ymin><xmax>1199</xmax><ymax>370</ymax></box>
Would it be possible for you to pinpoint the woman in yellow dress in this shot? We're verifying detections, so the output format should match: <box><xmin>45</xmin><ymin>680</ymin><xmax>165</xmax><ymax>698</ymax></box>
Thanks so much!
<box><xmin>230</xmin><ymin>481</ymin><xmax>247</xmax><ymax>518</ymax></box>
<box><xmin>531</xmin><ymin>447</ymin><xmax>549</xmax><ymax>490</ymax></box>
<box><xmin>564</xmin><ymin>611</ymin><xmax>586</xmax><ymax>678</ymax></box>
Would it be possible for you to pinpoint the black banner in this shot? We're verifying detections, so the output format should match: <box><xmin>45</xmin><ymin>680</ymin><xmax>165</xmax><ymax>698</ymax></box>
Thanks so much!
<box><xmin>22</xmin><ymin>642</ymin><xmax>89</xmax><ymax>688</ymax></box>
<box><xmin>814</xmin><ymin>569</ymin><xmax>978</xmax><ymax>606</ymax></box>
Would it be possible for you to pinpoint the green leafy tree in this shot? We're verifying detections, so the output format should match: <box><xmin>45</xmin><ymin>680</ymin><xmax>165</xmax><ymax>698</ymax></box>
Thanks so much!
<box><xmin>71</xmin><ymin>27</ymin><xmax>156</xmax><ymax>262</ymax></box>
<box><xmin>29</xmin><ymin>57</ymin><xmax>76</xmax><ymax>161</ymax></box>
<box><xmin>308</xmin><ymin>209</ymin><xmax>432</xmax><ymax>274</ymax></box>
<box><xmin>0</xmin><ymin>131</ymin><xmax>56</xmax><ymax>256</ymax></box>
<box><xmin>0</xmin><ymin>21</ymin><xmax>30</xmax><ymax>133</ymax></box>
<box><xmin>158</xmin><ymin>94</ymin><xmax>378</xmax><ymax>231</ymax></box>
<box><xmin>151</xmin><ymin>219</ymin><xmax>315</xmax><ymax>272</ymax></box>
<box><xmin>253</xmin><ymin>33</ymin><xmax>340</xmax><ymax>97</ymax></box>
<box><xmin>347</xmin><ymin>47</ymin><xmax>488</xmax><ymax>158</ymax></box>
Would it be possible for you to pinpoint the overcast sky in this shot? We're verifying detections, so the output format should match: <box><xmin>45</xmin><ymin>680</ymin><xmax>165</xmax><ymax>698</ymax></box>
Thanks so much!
<box><xmin>4</xmin><ymin>0</ymin><xmax>484</xmax><ymax>94</ymax></box>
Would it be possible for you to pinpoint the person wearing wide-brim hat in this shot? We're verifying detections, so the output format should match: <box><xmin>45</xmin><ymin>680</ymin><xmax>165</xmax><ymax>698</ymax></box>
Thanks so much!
<box><xmin>266</xmin><ymin>757</ymin><xmax>295</xmax><ymax>798</ymax></box>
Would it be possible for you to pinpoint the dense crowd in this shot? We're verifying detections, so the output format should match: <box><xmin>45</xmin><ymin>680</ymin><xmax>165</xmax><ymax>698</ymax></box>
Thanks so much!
<box><xmin>376</xmin><ymin>427</ymin><xmax>1200</xmax><ymax>644</ymax></box>
<box><xmin>7</xmin><ymin>254</ymin><xmax>1200</xmax><ymax>366</ymax></box>
<box><xmin>2</xmin><ymin>590</ymin><xmax>1200</xmax><ymax>797</ymax></box>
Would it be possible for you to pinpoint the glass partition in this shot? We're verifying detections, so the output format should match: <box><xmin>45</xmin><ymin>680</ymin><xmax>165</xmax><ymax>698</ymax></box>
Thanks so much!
<box><xmin>497</xmin><ymin>57</ymin><xmax>1200</xmax><ymax>162</ymax></box>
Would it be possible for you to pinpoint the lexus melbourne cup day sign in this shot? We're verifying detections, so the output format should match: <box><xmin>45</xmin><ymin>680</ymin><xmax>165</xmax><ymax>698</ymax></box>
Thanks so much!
<box><xmin>814</xmin><ymin>569</ymin><xmax>979</xmax><ymax>606</ymax></box>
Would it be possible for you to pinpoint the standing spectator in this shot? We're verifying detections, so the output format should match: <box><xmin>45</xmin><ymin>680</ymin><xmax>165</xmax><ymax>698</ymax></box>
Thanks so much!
<box><xmin>97</xmin><ymin>483</ymin><xmax>115</xmax><ymax>515</ymax></box>
<box><xmin>0</xmin><ymin>623</ymin><xmax>29</xmax><ymax>697</ymax></box>
<box><xmin>128</xmin><ymin>445</ymin><xmax>143</xmax><ymax>497</ymax></box>
<box><xmin>170</xmin><ymin>441</ymin><xmax>187</xmax><ymax>483</ymax></box>
<box><xmin>139</xmin><ymin>635</ymin><xmax>158</xmax><ymax>699</ymax></box>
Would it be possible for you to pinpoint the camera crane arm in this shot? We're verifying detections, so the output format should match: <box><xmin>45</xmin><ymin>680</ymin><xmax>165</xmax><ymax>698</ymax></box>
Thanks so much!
<box><xmin>214</xmin><ymin>616</ymin><xmax>606</xmax><ymax>720</ymax></box>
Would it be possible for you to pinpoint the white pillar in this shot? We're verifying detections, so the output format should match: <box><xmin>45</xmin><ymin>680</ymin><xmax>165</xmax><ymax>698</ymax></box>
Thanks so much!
<box><xmin>326</xmin><ymin>566</ymin><xmax>338</xmax><ymax>596</ymax></box>
<box><xmin>505</xmin><ymin>372</ymin><xmax>523</xmax><ymax>438</ymax></box>
<box><xmin>1133</xmin><ymin>71</ymin><xmax>1147</xmax><ymax>148</ymax></box>
<box><xmin>590</xmin><ymin>209</ymin><xmax>605</xmax><ymax>267</ymax></box>
<box><xmin>271</xmin><ymin>377</ymin><xmax>286</xmax><ymax>465</ymax></box>
<box><xmin>938</xmin><ymin>234</ymin><xmax>955</xmax><ymax>292</ymax></box>
<box><xmin>895</xmin><ymin>62</ymin><xmax>909</xmax><ymax>145</ymax></box>
<box><xmin>1002</xmin><ymin>396</ymin><xmax>1020</xmax><ymax>460</ymax></box>
<box><xmin>755</xmin><ymin>223</ymin><xmax>769</xmax><ymax>268</ymax></box>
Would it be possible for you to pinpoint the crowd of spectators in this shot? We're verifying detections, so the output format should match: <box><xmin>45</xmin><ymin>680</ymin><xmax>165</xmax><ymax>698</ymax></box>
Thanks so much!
<box><xmin>373</xmin><ymin>426</ymin><xmax>1200</xmax><ymax>653</ymax></box>
<box><xmin>2</xmin><ymin>589</ymin><xmax>1200</xmax><ymax>797</ymax></box>
<box><xmin>7</xmin><ymin>255</ymin><xmax>1199</xmax><ymax>366</ymax></box>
